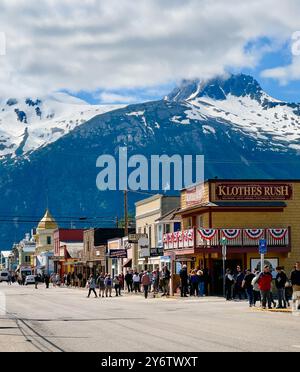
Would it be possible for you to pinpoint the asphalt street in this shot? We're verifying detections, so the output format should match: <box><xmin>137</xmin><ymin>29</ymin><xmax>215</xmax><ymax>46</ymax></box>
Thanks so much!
<box><xmin>0</xmin><ymin>282</ymin><xmax>299</xmax><ymax>352</ymax></box>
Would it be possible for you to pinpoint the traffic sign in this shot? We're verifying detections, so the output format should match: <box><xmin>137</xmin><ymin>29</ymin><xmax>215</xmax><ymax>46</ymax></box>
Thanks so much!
<box><xmin>259</xmin><ymin>239</ymin><xmax>267</xmax><ymax>254</ymax></box>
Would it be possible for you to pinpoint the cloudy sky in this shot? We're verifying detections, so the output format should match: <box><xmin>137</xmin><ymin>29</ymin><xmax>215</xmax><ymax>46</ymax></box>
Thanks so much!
<box><xmin>1</xmin><ymin>0</ymin><xmax>300</xmax><ymax>103</ymax></box>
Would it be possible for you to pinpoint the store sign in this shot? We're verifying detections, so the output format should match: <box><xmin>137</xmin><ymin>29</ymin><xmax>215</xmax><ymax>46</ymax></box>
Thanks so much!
<box><xmin>128</xmin><ymin>233</ymin><xmax>148</xmax><ymax>243</ymax></box>
<box><xmin>150</xmin><ymin>247</ymin><xmax>164</xmax><ymax>257</ymax></box>
<box><xmin>138</xmin><ymin>237</ymin><xmax>150</xmax><ymax>258</ymax></box>
<box><xmin>186</xmin><ymin>184</ymin><xmax>204</xmax><ymax>206</ymax></box>
<box><xmin>109</xmin><ymin>249</ymin><xmax>128</xmax><ymax>259</ymax></box>
<box><xmin>215</xmin><ymin>182</ymin><xmax>293</xmax><ymax>201</ymax></box>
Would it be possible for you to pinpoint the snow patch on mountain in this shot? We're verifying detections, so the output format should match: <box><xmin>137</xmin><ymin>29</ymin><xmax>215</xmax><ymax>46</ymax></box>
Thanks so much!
<box><xmin>0</xmin><ymin>93</ymin><xmax>124</xmax><ymax>159</ymax></box>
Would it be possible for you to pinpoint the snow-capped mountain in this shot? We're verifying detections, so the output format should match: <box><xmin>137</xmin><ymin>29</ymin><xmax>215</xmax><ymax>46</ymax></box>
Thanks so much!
<box><xmin>1</xmin><ymin>73</ymin><xmax>300</xmax><ymax>249</ymax></box>
<box><xmin>166</xmin><ymin>74</ymin><xmax>300</xmax><ymax>152</ymax></box>
<box><xmin>0</xmin><ymin>92</ymin><xmax>123</xmax><ymax>159</ymax></box>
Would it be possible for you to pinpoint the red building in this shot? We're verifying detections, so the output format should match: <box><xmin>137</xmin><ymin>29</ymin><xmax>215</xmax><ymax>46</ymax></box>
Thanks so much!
<box><xmin>53</xmin><ymin>229</ymin><xmax>84</xmax><ymax>277</ymax></box>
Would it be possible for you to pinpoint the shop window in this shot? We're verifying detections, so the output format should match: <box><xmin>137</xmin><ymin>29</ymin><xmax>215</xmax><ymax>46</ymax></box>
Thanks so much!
<box><xmin>197</xmin><ymin>216</ymin><xmax>204</xmax><ymax>228</ymax></box>
<box><xmin>174</xmin><ymin>222</ymin><xmax>181</xmax><ymax>232</ymax></box>
<box><xmin>165</xmin><ymin>224</ymin><xmax>171</xmax><ymax>234</ymax></box>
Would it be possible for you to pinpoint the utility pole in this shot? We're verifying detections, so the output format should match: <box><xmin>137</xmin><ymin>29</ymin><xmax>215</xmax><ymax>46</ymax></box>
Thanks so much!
<box><xmin>124</xmin><ymin>190</ymin><xmax>128</xmax><ymax>236</ymax></box>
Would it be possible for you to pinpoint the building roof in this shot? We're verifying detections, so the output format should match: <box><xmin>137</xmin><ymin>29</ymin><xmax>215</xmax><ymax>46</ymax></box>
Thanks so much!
<box><xmin>0</xmin><ymin>251</ymin><xmax>12</xmax><ymax>258</ymax></box>
<box><xmin>179</xmin><ymin>201</ymin><xmax>287</xmax><ymax>214</ymax></box>
<box><xmin>37</xmin><ymin>209</ymin><xmax>58</xmax><ymax>230</ymax></box>
<box><xmin>156</xmin><ymin>208</ymin><xmax>182</xmax><ymax>223</ymax></box>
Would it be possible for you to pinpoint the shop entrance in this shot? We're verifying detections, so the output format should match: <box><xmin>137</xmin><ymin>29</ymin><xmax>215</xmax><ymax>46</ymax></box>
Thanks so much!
<box><xmin>211</xmin><ymin>259</ymin><xmax>243</xmax><ymax>295</ymax></box>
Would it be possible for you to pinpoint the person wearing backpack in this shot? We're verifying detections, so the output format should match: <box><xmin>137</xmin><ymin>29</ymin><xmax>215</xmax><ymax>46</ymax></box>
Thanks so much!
<box><xmin>275</xmin><ymin>266</ymin><xmax>287</xmax><ymax>309</ymax></box>
<box><xmin>242</xmin><ymin>269</ymin><xmax>255</xmax><ymax>307</ymax></box>
<box><xmin>105</xmin><ymin>274</ymin><xmax>113</xmax><ymax>297</ymax></box>
<box><xmin>141</xmin><ymin>270</ymin><xmax>151</xmax><ymax>299</ymax></box>
<box><xmin>97</xmin><ymin>273</ymin><xmax>106</xmax><ymax>298</ymax></box>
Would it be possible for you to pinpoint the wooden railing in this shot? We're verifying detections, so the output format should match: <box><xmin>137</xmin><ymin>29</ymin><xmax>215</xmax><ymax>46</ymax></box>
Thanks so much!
<box><xmin>163</xmin><ymin>227</ymin><xmax>290</xmax><ymax>250</ymax></box>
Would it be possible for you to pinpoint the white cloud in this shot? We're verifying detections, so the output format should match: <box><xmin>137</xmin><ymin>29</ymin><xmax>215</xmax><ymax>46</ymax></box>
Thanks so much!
<box><xmin>0</xmin><ymin>0</ymin><xmax>299</xmax><ymax>96</ymax></box>
<box><xmin>99</xmin><ymin>92</ymin><xmax>137</xmax><ymax>104</ymax></box>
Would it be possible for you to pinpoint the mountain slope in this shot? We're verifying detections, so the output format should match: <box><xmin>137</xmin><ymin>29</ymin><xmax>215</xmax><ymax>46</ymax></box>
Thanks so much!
<box><xmin>0</xmin><ymin>74</ymin><xmax>300</xmax><ymax>248</ymax></box>
<box><xmin>0</xmin><ymin>93</ymin><xmax>123</xmax><ymax>159</ymax></box>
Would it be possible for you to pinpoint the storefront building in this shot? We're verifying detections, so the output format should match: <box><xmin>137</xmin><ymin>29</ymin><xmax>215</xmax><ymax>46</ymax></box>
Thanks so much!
<box><xmin>164</xmin><ymin>179</ymin><xmax>298</xmax><ymax>294</ymax></box>
<box><xmin>53</xmin><ymin>228</ymin><xmax>84</xmax><ymax>276</ymax></box>
<box><xmin>135</xmin><ymin>194</ymin><xmax>180</xmax><ymax>272</ymax></box>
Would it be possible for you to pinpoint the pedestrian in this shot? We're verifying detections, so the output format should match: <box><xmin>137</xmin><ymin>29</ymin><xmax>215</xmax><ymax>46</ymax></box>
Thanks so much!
<box><xmin>105</xmin><ymin>274</ymin><xmax>113</xmax><ymax>297</ymax></box>
<box><xmin>133</xmin><ymin>271</ymin><xmax>141</xmax><ymax>293</ymax></box>
<box><xmin>34</xmin><ymin>274</ymin><xmax>39</xmax><ymax>289</ymax></box>
<box><xmin>275</xmin><ymin>266</ymin><xmax>287</xmax><ymax>309</ymax></box>
<box><xmin>153</xmin><ymin>267</ymin><xmax>160</xmax><ymax>295</ymax></box>
<box><xmin>197</xmin><ymin>270</ymin><xmax>205</xmax><ymax>297</ymax></box>
<box><xmin>71</xmin><ymin>272</ymin><xmax>75</xmax><ymax>287</ymax></box>
<box><xmin>87</xmin><ymin>274</ymin><xmax>98</xmax><ymax>298</ymax></box>
<box><xmin>119</xmin><ymin>273</ymin><xmax>124</xmax><ymax>291</ymax></box>
<box><xmin>257</xmin><ymin>265</ymin><xmax>273</xmax><ymax>309</ymax></box>
<box><xmin>291</xmin><ymin>262</ymin><xmax>300</xmax><ymax>310</ymax></box>
<box><xmin>113</xmin><ymin>276</ymin><xmax>120</xmax><ymax>297</ymax></box>
<box><xmin>234</xmin><ymin>265</ymin><xmax>245</xmax><ymax>300</ymax></box>
<box><xmin>141</xmin><ymin>270</ymin><xmax>151</xmax><ymax>299</ymax></box>
<box><xmin>190</xmin><ymin>270</ymin><xmax>199</xmax><ymax>296</ymax></box>
<box><xmin>161</xmin><ymin>266</ymin><xmax>171</xmax><ymax>296</ymax></box>
<box><xmin>179</xmin><ymin>265</ymin><xmax>189</xmax><ymax>297</ymax></box>
<box><xmin>97</xmin><ymin>273</ymin><xmax>105</xmax><ymax>298</ymax></box>
<box><xmin>44</xmin><ymin>274</ymin><xmax>50</xmax><ymax>289</ymax></box>
<box><xmin>252</xmin><ymin>268</ymin><xmax>261</xmax><ymax>307</ymax></box>
<box><xmin>242</xmin><ymin>269</ymin><xmax>255</xmax><ymax>307</ymax></box>
<box><xmin>125</xmin><ymin>270</ymin><xmax>133</xmax><ymax>293</ymax></box>
<box><xmin>225</xmin><ymin>269</ymin><xmax>235</xmax><ymax>301</ymax></box>
<box><xmin>67</xmin><ymin>273</ymin><xmax>71</xmax><ymax>287</ymax></box>
<box><xmin>77</xmin><ymin>272</ymin><xmax>83</xmax><ymax>288</ymax></box>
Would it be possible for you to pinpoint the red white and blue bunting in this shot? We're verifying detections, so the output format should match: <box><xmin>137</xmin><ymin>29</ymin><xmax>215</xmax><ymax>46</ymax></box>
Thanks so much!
<box><xmin>163</xmin><ymin>234</ymin><xmax>168</xmax><ymax>244</ymax></box>
<box><xmin>244</xmin><ymin>229</ymin><xmax>264</xmax><ymax>240</ymax></box>
<box><xmin>184</xmin><ymin>229</ymin><xmax>194</xmax><ymax>241</ymax></box>
<box><xmin>268</xmin><ymin>228</ymin><xmax>287</xmax><ymax>240</ymax></box>
<box><xmin>198</xmin><ymin>229</ymin><xmax>217</xmax><ymax>241</ymax></box>
<box><xmin>222</xmin><ymin>229</ymin><xmax>241</xmax><ymax>240</ymax></box>
<box><xmin>178</xmin><ymin>231</ymin><xmax>183</xmax><ymax>242</ymax></box>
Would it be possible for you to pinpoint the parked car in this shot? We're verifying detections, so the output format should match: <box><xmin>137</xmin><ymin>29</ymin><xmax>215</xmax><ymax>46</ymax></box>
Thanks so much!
<box><xmin>0</xmin><ymin>271</ymin><xmax>10</xmax><ymax>282</ymax></box>
<box><xmin>25</xmin><ymin>275</ymin><xmax>36</xmax><ymax>285</ymax></box>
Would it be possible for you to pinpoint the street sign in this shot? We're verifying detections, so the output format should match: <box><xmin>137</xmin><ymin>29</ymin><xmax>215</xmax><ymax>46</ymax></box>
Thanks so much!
<box><xmin>128</xmin><ymin>233</ymin><xmax>148</xmax><ymax>243</ymax></box>
<box><xmin>259</xmin><ymin>239</ymin><xmax>267</xmax><ymax>254</ymax></box>
<box><xmin>138</xmin><ymin>237</ymin><xmax>150</xmax><ymax>258</ymax></box>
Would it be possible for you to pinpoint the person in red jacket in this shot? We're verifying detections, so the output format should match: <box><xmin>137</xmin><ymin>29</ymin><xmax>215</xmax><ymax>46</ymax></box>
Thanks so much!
<box><xmin>257</xmin><ymin>265</ymin><xmax>273</xmax><ymax>309</ymax></box>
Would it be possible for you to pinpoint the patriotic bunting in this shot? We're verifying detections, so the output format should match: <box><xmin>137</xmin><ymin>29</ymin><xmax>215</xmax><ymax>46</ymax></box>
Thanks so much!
<box><xmin>244</xmin><ymin>229</ymin><xmax>264</xmax><ymax>240</ymax></box>
<box><xmin>187</xmin><ymin>229</ymin><xmax>194</xmax><ymax>241</ymax></box>
<box><xmin>268</xmin><ymin>228</ymin><xmax>287</xmax><ymax>240</ymax></box>
<box><xmin>222</xmin><ymin>229</ymin><xmax>241</xmax><ymax>240</ymax></box>
<box><xmin>198</xmin><ymin>229</ymin><xmax>217</xmax><ymax>241</ymax></box>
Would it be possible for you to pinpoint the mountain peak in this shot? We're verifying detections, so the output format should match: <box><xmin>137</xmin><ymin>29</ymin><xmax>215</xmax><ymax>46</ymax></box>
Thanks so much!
<box><xmin>167</xmin><ymin>73</ymin><xmax>264</xmax><ymax>102</ymax></box>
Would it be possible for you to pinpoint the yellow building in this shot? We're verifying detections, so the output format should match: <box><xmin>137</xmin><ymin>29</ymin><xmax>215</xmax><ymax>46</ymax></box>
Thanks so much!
<box><xmin>35</xmin><ymin>209</ymin><xmax>58</xmax><ymax>254</ymax></box>
<box><xmin>34</xmin><ymin>209</ymin><xmax>58</xmax><ymax>275</ymax></box>
<box><xmin>164</xmin><ymin>179</ymin><xmax>299</xmax><ymax>294</ymax></box>
<box><xmin>135</xmin><ymin>194</ymin><xmax>180</xmax><ymax>271</ymax></box>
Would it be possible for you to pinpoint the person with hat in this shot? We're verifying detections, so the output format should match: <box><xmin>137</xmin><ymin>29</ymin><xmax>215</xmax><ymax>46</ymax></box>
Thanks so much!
<box><xmin>179</xmin><ymin>264</ymin><xmax>189</xmax><ymax>297</ymax></box>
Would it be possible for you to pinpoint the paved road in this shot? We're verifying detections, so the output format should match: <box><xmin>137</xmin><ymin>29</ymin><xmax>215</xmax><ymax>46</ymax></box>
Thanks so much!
<box><xmin>0</xmin><ymin>283</ymin><xmax>299</xmax><ymax>352</ymax></box>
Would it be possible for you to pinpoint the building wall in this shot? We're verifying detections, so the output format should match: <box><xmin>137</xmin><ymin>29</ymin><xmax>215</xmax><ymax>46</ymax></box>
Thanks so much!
<box><xmin>181</xmin><ymin>182</ymin><xmax>210</xmax><ymax>210</ymax></box>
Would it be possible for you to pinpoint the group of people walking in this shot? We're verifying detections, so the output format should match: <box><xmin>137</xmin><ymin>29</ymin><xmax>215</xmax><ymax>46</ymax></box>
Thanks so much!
<box><xmin>225</xmin><ymin>262</ymin><xmax>300</xmax><ymax>309</ymax></box>
<box><xmin>87</xmin><ymin>266</ymin><xmax>172</xmax><ymax>299</ymax></box>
